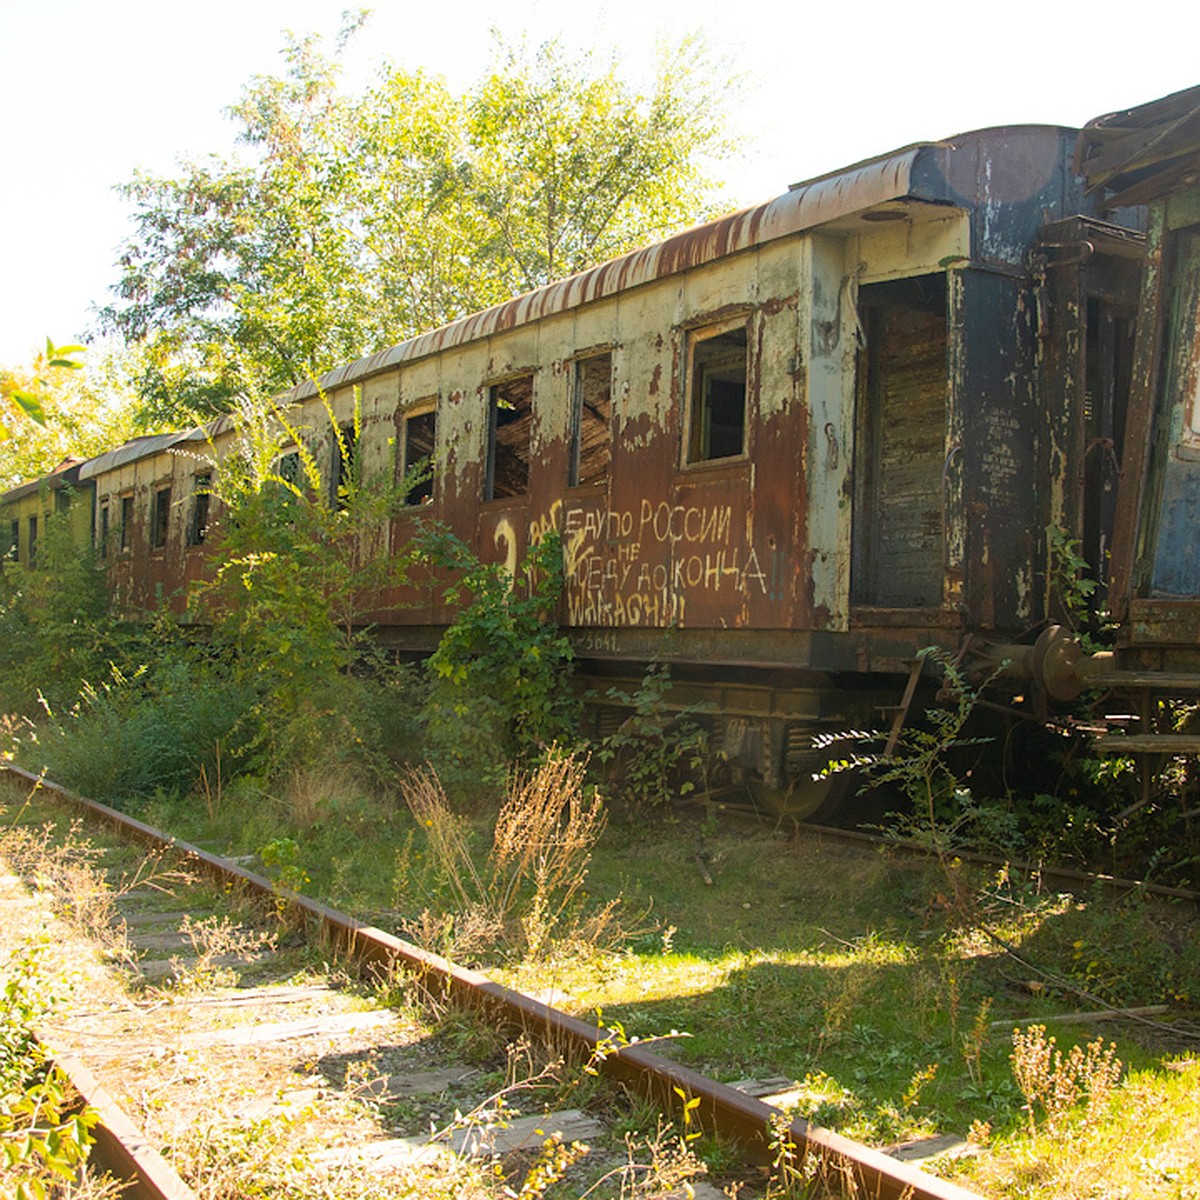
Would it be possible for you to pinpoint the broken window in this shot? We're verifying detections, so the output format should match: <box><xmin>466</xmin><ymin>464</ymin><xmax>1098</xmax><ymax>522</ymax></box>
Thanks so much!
<box><xmin>27</xmin><ymin>515</ymin><xmax>38</xmax><ymax>567</ymax></box>
<box><xmin>98</xmin><ymin>503</ymin><xmax>110</xmax><ymax>560</ymax></box>
<box><xmin>151</xmin><ymin>486</ymin><xmax>171</xmax><ymax>550</ymax></box>
<box><xmin>7</xmin><ymin>519</ymin><xmax>19</xmax><ymax>562</ymax></box>
<box><xmin>401</xmin><ymin>405</ymin><xmax>437</xmax><ymax>505</ymax></box>
<box><xmin>686</xmin><ymin>324</ymin><xmax>748</xmax><ymax>463</ymax></box>
<box><xmin>485</xmin><ymin>374</ymin><xmax>533</xmax><ymax>500</ymax></box>
<box><xmin>570</xmin><ymin>353</ymin><xmax>612</xmax><ymax>487</ymax></box>
<box><xmin>331</xmin><ymin>423</ymin><xmax>358</xmax><ymax>510</ymax></box>
<box><xmin>188</xmin><ymin>473</ymin><xmax>212</xmax><ymax>546</ymax></box>
<box><xmin>120</xmin><ymin>496</ymin><xmax>134</xmax><ymax>552</ymax></box>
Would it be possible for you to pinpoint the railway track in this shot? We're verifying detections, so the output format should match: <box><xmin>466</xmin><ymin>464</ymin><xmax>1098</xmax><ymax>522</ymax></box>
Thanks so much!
<box><xmin>1</xmin><ymin>762</ymin><xmax>990</xmax><ymax>1200</ymax></box>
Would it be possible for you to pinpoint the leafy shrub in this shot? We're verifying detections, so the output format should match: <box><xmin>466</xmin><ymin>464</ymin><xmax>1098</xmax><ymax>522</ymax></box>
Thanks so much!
<box><xmin>594</xmin><ymin>661</ymin><xmax>709</xmax><ymax>809</ymax></box>
<box><xmin>418</xmin><ymin>527</ymin><xmax>577</xmax><ymax>787</ymax></box>
<box><xmin>0</xmin><ymin>497</ymin><xmax>115</xmax><ymax>717</ymax></box>
<box><xmin>1</xmin><ymin>940</ymin><xmax>97</xmax><ymax>1198</ymax></box>
<box><xmin>22</xmin><ymin>647</ymin><xmax>257</xmax><ymax>808</ymax></box>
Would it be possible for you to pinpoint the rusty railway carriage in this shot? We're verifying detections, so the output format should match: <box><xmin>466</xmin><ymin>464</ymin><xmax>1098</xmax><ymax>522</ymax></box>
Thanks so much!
<box><xmin>9</xmin><ymin>91</ymin><xmax>1200</xmax><ymax>814</ymax></box>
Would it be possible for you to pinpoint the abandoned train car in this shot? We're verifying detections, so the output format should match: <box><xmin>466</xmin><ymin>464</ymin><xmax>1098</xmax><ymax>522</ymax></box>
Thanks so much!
<box><xmin>7</xmin><ymin>111</ymin><xmax>1186</xmax><ymax>810</ymax></box>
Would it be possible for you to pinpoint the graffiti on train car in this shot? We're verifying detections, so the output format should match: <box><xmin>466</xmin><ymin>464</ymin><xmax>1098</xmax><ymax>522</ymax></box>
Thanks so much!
<box><xmin>527</xmin><ymin>498</ymin><xmax>770</xmax><ymax>627</ymax></box>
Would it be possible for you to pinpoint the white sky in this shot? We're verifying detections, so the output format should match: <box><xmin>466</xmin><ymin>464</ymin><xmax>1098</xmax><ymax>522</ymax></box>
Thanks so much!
<box><xmin>2</xmin><ymin>0</ymin><xmax>1197</xmax><ymax>366</ymax></box>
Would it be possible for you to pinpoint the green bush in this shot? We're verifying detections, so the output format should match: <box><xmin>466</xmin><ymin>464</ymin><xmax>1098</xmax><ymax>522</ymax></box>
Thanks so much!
<box><xmin>419</xmin><ymin>527</ymin><xmax>578</xmax><ymax>789</ymax></box>
<box><xmin>23</xmin><ymin>651</ymin><xmax>256</xmax><ymax>807</ymax></box>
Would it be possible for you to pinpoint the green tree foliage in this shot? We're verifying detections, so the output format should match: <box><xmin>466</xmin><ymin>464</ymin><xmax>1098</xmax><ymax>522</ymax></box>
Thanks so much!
<box><xmin>0</xmin><ymin>338</ymin><xmax>81</xmax><ymax>441</ymax></box>
<box><xmin>103</xmin><ymin>26</ymin><xmax>732</xmax><ymax>424</ymax></box>
<box><xmin>199</xmin><ymin>391</ymin><xmax>415</xmax><ymax>769</ymax></box>
<box><xmin>0</xmin><ymin>341</ymin><xmax>140</xmax><ymax>490</ymax></box>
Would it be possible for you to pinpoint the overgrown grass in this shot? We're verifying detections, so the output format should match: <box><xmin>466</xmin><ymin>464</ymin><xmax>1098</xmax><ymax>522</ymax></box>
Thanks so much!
<box><xmin>58</xmin><ymin>763</ymin><xmax>1197</xmax><ymax>1198</ymax></box>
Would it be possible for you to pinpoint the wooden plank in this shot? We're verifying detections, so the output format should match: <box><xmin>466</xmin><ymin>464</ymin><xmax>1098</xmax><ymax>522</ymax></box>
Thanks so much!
<box><xmin>318</xmin><ymin>1109</ymin><xmax>606</xmax><ymax>1169</ymax></box>
<box><xmin>358</xmin><ymin>1067</ymin><xmax>479</xmax><ymax>1099</ymax></box>
<box><xmin>885</xmin><ymin>1134</ymin><xmax>978</xmax><ymax>1165</ymax></box>
<box><xmin>1093</xmin><ymin>735</ymin><xmax>1200</xmax><ymax>754</ymax></box>
<box><xmin>184</xmin><ymin>1009</ymin><xmax>396</xmax><ymax>1047</ymax></box>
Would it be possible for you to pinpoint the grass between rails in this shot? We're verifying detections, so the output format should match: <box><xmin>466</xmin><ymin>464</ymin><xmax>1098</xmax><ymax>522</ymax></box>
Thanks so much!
<box><xmin>0</xmin><ymin>777</ymin><xmax>732</xmax><ymax>1200</ymax></box>
<box><xmin>5</xmin><ymin>770</ymin><xmax>1200</xmax><ymax>1199</ymax></box>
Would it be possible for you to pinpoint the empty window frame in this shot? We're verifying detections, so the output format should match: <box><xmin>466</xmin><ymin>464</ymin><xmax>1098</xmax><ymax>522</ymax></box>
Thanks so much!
<box><xmin>485</xmin><ymin>374</ymin><xmax>533</xmax><ymax>500</ymax></box>
<box><xmin>400</xmin><ymin>404</ymin><xmax>437</xmax><ymax>506</ymax></box>
<box><xmin>98</xmin><ymin>502</ymin><xmax>110</xmax><ymax>560</ymax></box>
<box><xmin>27</xmin><ymin>515</ymin><xmax>38</xmax><ymax>567</ymax></box>
<box><xmin>569</xmin><ymin>353</ymin><xmax>613</xmax><ymax>487</ymax></box>
<box><xmin>151</xmin><ymin>486</ymin><xmax>171</xmax><ymax>550</ymax></box>
<box><xmin>686</xmin><ymin>323</ymin><xmax>748</xmax><ymax>463</ymax></box>
<box><xmin>275</xmin><ymin>450</ymin><xmax>302</xmax><ymax>489</ymax></box>
<box><xmin>331</xmin><ymin>423</ymin><xmax>358</xmax><ymax>510</ymax></box>
<box><xmin>120</xmin><ymin>495</ymin><xmax>134</xmax><ymax>552</ymax></box>
<box><xmin>7</xmin><ymin>519</ymin><xmax>18</xmax><ymax>562</ymax></box>
<box><xmin>188</xmin><ymin>473</ymin><xmax>212</xmax><ymax>546</ymax></box>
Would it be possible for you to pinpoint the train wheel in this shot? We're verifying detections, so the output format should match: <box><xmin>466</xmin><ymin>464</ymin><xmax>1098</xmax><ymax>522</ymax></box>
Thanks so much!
<box><xmin>747</xmin><ymin>759</ymin><xmax>860</xmax><ymax>822</ymax></box>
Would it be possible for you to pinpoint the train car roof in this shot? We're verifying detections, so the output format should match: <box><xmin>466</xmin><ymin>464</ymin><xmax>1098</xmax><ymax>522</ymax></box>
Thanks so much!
<box><xmin>19</xmin><ymin>123</ymin><xmax>1087</xmax><ymax>489</ymax></box>
<box><xmin>1</xmin><ymin>457</ymin><xmax>86</xmax><ymax>503</ymax></box>
<box><xmin>76</xmin><ymin>431</ymin><xmax>203</xmax><ymax>482</ymax></box>
<box><xmin>283</xmin><ymin>123</ymin><xmax>1082</xmax><ymax>405</ymax></box>
<box><xmin>1077</xmin><ymin>83</ymin><xmax>1200</xmax><ymax>206</ymax></box>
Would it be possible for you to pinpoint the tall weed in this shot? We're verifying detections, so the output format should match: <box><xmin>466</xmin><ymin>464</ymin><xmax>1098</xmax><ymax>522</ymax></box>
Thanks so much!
<box><xmin>401</xmin><ymin>746</ymin><xmax>614</xmax><ymax>960</ymax></box>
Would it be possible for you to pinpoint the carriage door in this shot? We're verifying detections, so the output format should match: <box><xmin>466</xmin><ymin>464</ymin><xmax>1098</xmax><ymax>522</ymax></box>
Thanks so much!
<box><xmin>851</xmin><ymin>274</ymin><xmax>948</xmax><ymax>609</ymax></box>
<box><xmin>1082</xmin><ymin>295</ymin><xmax>1135</xmax><ymax>607</ymax></box>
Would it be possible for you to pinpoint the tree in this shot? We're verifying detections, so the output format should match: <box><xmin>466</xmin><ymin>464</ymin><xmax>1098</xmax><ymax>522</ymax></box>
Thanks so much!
<box><xmin>102</xmin><ymin>25</ymin><xmax>733</xmax><ymax>425</ymax></box>
<box><xmin>0</xmin><ymin>338</ymin><xmax>81</xmax><ymax>441</ymax></box>
<box><xmin>0</xmin><ymin>341</ymin><xmax>140</xmax><ymax>491</ymax></box>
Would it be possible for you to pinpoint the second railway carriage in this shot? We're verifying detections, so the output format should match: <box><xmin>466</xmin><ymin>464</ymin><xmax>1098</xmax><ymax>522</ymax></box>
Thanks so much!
<box><xmin>4</xmin><ymin>117</ymin><xmax>1164</xmax><ymax>812</ymax></box>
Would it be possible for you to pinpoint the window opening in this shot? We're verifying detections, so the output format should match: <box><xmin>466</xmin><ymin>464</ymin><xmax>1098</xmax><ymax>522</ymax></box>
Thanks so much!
<box><xmin>99</xmin><ymin>503</ymin><xmax>110</xmax><ymax>560</ymax></box>
<box><xmin>331</xmin><ymin>423</ymin><xmax>358</xmax><ymax>510</ymax></box>
<box><xmin>486</xmin><ymin>374</ymin><xmax>533</xmax><ymax>500</ymax></box>
<box><xmin>151</xmin><ymin>486</ymin><xmax>171</xmax><ymax>550</ymax></box>
<box><xmin>120</xmin><ymin>496</ymin><xmax>134</xmax><ymax>552</ymax></box>
<box><xmin>570</xmin><ymin>353</ymin><xmax>612</xmax><ymax>487</ymax></box>
<box><xmin>401</xmin><ymin>406</ymin><xmax>437</xmax><ymax>505</ymax></box>
<box><xmin>27</xmin><ymin>515</ymin><xmax>38</xmax><ymax>567</ymax></box>
<box><xmin>687</xmin><ymin>325</ymin><xmax>747</xmax><ymax>463</ymax></box>
<box><xmin>189</xmin><ymin>473</ymin><xmax>212</xmax><ymax>546</ymax></box>
<box><xmin>8</xmin><ymin>519</ymin><xmax>20</xmax><ymax>562</ymax></box>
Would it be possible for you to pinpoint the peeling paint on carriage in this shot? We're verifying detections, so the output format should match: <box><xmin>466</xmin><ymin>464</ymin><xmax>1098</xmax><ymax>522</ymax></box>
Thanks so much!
<box><xmin>4</xmin><ymin>117</ymin><xmax>1166</xmax><ymax>811</ymax></box>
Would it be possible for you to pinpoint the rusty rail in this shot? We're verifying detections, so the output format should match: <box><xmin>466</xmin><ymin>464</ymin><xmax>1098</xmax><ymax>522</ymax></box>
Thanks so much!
<box><xmin>2</xmin><ymin>762</ymin><xmax>982</xmax><ymax>1200</ymax></box>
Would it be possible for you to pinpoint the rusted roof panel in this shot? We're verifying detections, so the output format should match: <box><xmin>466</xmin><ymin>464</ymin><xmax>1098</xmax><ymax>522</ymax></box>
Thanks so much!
<box><xmin>2</xmin><ymin>457</ymin><xmax>85</xmax><ymax>502</ymax></box>
<box><xmin>1077</xmin><ymin>83</ymin><xmax>1200</xmax><ymax>204</ymax></box>
<box><xmin>285</xmin><ymin>147</ymin><xmax>929</xmax><ymax>403</ymax></box>
<box><xmin>76</xmin><ymin>433</ymin><xmax>195</xmax><ymax>481</ymax></box>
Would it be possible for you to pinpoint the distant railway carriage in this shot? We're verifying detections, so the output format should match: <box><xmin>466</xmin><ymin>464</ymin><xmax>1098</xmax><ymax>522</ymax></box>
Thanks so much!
<box><xmin>2</xmin><ymin>457</ymin><xmax>89</xmax><ymax>568</ymax></box>
<box><xmin>9</xmin><ymin>92</ymin><xmax>1200</xmax><ymax>813</ymax></box>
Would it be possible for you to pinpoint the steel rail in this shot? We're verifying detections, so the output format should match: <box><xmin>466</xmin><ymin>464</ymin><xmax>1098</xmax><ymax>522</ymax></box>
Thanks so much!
<box><xmin>2</xmin><ymin>762</ymin><xmax>982</xmax><ymax>1200</ymax></box>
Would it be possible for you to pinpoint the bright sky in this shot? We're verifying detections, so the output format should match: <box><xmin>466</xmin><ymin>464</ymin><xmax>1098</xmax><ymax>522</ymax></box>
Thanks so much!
<box><xmin>2</xmin><ymin>0</ymin><xmax>1197</xmax><ymax>366</ymax></box>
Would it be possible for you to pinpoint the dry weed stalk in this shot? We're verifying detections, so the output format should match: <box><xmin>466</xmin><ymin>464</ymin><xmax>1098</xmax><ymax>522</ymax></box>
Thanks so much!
<box><xmin>492</xmin><ymin>747</ymin><xmax>606</xmax><ymax>958</ymax></box>
<box><xmin>401</xmin><ymin>764</ymin><xmax>489</xmax><ymax>913</ymax></box>
<box><xmin>401</xmin><ymin>747</ymin><xmax>613</xmax><ymax>960</ymax></box>
<box><xmin>1010</xmin><ymin>1023</ymin><xmax>1122</xmax><ymax>1134</ymax></box>
<box><xmin>168</xmin><ymin>914</ymin><xmax>277</xmax><ymax>991</ymax></box>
